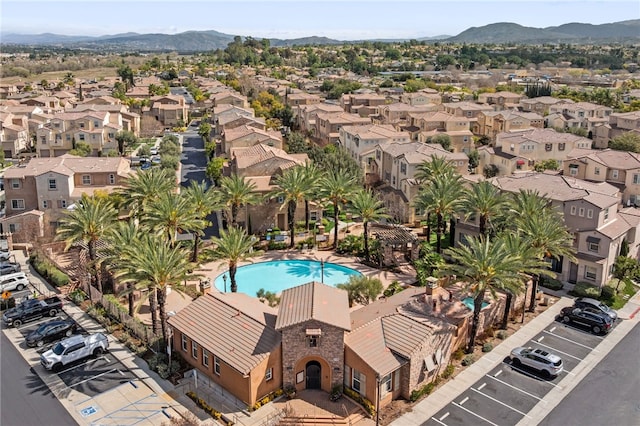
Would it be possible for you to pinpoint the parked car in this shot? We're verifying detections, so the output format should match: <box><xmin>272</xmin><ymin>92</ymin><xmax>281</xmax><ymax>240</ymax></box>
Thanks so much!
<box><xmin>0</xmin><ymin>250</ymin><xmax>11</xmax><ymax>262</ymax></box>
<box><xmin>26</xmin><ymin>319</ymin><xmax>77</xmax><ymax>348</ymax></box>
<box><xmin>559</xmin><ymin>306</ymin><xmax>613</xmax><ymax>334</ymax></box>
<box><xmin>2</xmin><ymin>296</ymin><xmax>63</xmax><ymax>327</ymax></box>
<box><xmin>510</xmin><ymin>346</ymin><xmax>564</xmax><ymax>378</ymax></box>
<box><xmin>40</xmin><ymin>333</ymin><xmax>109</xmax><ymax>372</ymax></box>
<box><xmin>150</xmin><ymin>147</ymin><xmax>158</xmax><ymax>156</ymax></box>
<box><xmin>0</xmin><ymin>271</ymin><xmax>29</xmax><ymax>292</ymax></box>
<box><xmin>0</xmin><ymin>262</ymin><xmax>21</xmax><ymax>275</ymax></box>
<box><xmin>574</xmin><ymin>297</ymin><xmax>618</xmax><ymax>321</ymax></box>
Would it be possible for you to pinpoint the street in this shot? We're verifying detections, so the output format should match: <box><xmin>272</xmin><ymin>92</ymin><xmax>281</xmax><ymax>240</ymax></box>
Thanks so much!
<box><xmin>538</xmin><ymin>320</ymin><xmax>640</xmax><ymax>426</ymax></box>
<box><xmin>0</xmin><ymin>331</ymin><xmax>76</xmax><ymax>426</ymax></box>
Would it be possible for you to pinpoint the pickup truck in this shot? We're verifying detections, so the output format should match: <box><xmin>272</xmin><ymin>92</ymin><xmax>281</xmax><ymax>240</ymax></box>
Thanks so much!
<box><xmin>2</xmin><ymin>296</ymin><xmax>63</xmax><ymax>327</ymax></box>
<box><xmin>40</xmin><ymin>333</ymin><xmax>109</xmax><ymax>372</ymax></box>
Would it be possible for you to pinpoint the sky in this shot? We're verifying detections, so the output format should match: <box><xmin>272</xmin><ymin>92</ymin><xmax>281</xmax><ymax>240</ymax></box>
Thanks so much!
<box><xmin>2</xmin><ymin>0</ymin><xmax>639</xmax><ymax>40</ymax></box>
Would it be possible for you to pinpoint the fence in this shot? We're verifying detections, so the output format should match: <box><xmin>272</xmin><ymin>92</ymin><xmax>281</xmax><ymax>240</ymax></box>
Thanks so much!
<box><xmin>99</xmin><ymin>293</ymin><xmax>157</xmax><ymax>343</ymax></box>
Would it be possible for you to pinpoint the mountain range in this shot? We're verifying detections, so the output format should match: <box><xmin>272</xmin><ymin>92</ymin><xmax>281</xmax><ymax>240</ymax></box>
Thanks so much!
<box><xmin>1</xmin><ymin>20</ymin><xmax>638</xmax><ymax>52</ymax></box>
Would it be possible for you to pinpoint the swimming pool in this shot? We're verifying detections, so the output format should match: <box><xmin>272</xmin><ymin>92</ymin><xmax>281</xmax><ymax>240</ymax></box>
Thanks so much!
<box><xmin>213</xmin><ymin>260</ymin><xmax>363</xmax><ymax>296</ymax></box>
<box><xmin>462</xmin><ymin>296</ymin><xmax>490</xmax><ymax>311</ymax></box>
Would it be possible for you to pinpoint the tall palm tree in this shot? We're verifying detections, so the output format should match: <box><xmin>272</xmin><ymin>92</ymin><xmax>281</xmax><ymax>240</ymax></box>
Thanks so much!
<box><xmin>459</xmin><ymin>180</ymin><xmax>508</xmax><ymax>237</ymax></box>
<box><xmin>118</xmin><ymin>168</ymin><xmax>176</xmax><ymax>220</ymax></box>
<box><xmin>415</xmin><ymin>156</ymin><xmax>457</xmax><ymax>240</ymax></box>
<box><xmin>319</xmin><ymin>171</ymin><xmax>359</xmax><ymax>249</ymax></box>
<box><xmin>209</xmin><ymin>227</ymin><xmax>257</xmax><ymax>293</ymax></box>
<box><xmin>114</xmin><ymin>233</ymin><xmax>192</xmax><ymax>343</ymax></box>
<box><xmin>218</xmin><ymin>174</ymin><xmax>261</xmax><ymax>228</ymax></box>
<box><xmin>182</xmin><ymin>180</ymin><xmax>222</xmax><ymax>261</ymax></box>
<box><xmin>56</xmin><ymin>194</ymin><xmax>118</xmax><ymax>294</ymax></box>
<box><xmin>440</xmin><ymin>236</ymin><xmax>526</xmax><ymax>353</ymax></box>
<box><xmin>349</xmin><ymin>189</ymin><xmax>389</xmax><ymax>262</ymax></box>
<box><xmin>413</xmin><ymin>171</ymin><xmax>463</xmax><ymax>253</ymax></box>
<box><xmin>301</xmin><ymin>162</ymin><xmax>322</xmax><ymax>231</ymax></box>
<box><xmin>142</xmin><ymin>191</ymin><xmax>205</xmax><ymax>248</ymax></box>
<box><xmin>270</xmin><ymin>166</ymin><xmax>309</xmax><ymax>248</ymax></box>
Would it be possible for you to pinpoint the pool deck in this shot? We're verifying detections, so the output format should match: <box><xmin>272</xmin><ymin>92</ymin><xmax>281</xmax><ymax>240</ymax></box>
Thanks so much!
<box><xmin>155</xmin><ymin>247</ymin><xmax>417</xmax><ymax>323</ymax></box>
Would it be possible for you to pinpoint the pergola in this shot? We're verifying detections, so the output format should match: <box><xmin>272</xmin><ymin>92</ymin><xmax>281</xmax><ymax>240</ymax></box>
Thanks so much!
<box><xmin>371</xmin><ymin>224</ymin><xmax>420</xmax><ymax>266</ymax></box>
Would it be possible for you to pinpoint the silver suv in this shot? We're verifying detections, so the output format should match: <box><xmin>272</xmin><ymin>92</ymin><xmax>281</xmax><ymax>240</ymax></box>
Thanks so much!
<box><xmin>510</xmin><ymin>346</ymin><xmax>563</xmax><ymax>378</ymax></box>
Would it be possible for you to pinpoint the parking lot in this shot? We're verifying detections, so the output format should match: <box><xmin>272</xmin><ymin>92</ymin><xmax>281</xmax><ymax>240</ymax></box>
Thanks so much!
<box><xmin>10</xmin><ymin>310</ymin><xmax>137</xmax><ymax>399</ymax></box>
<box><xmin>423</xmin><ymin>316</ymin><xmax>619</xmax><ymax>426</ymax></box>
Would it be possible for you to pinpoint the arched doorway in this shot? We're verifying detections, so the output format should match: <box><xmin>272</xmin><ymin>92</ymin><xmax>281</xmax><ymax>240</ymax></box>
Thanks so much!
<box><xmin>305</xmin><ymin>360</ymin><xmax>321</xmax><ymax>389</ymax></box>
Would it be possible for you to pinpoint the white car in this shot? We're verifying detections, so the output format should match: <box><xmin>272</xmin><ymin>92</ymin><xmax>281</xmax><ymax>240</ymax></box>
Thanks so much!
<box><xmin>0</xmin><ymin>251</ymin><xmax>11</xmax><ymax>262</ymax></box>
<box><xmin>510</xmin><ymin>346</ymin><xmax>563</xmax><ymax>378</ymax></box>
<box><xmin>40</xmin><ymin>333</ymin><xmax>109</xmax><ymax>372</ymax></box>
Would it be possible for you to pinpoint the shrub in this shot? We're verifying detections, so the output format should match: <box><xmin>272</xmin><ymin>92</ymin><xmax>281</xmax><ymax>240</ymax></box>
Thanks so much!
<box><xmin>185</xmin><ymin>391</ymin><xmax>226</xmax><ymax>421</ymax></box>
<box><xmin>482</xmin><ymin>342</ymin><xmax>493</xmax><ymax>353</ymax></box>
<box><xmin>461</xmin><ymin>354</ymin><xmax>475</xmax><ymax>366</ymax></box>
<box><xmin>344</xmin><ymin>387</ymin><xmax>376</xmax><ymax>416</ymax></box>
<box><xmin>0</xmin><ymin>297</ymin><xmax>16</xmax><ymax>311</ymax></box>
<box><xmin>570</xmin><ymin>282</ymin><xmax>602</xmax><ymax>298</ymax></box>
<box><xmin>452</xmin><ymin>347</ymin><xmax>465</xmax><ymax>361</ymax></box>
<box><xmin>540</xmin><ymin>277</ymin><xmax>563</xmax><ymax>290</ymax></box>
<box><xmin>410</xmin><ymin>382</ymin><xmax>436</xmax><ymax>401</ymax></box>
<box><xmin>267</xmin><ymin>241</ymin><xmax>288</xmax><ymax>250</ymax></box>
<box><xmin>68</xmin><ymin>289</ymin><xmax>87</xmax><ymax>305</ymax></box>
<box><xmin>600</xmin><ymin>285</ymin><xmax>616</xmax><ymax>301</ymax></box>
<box><xmin>441</xmin><ymin>364</ymin><xmax>455</xmax><ymax>379</ymax></box>
<box><xmin>496</xmin><ymin>330</ymin><xmax>508</xmax><ymax>340</ymax></box>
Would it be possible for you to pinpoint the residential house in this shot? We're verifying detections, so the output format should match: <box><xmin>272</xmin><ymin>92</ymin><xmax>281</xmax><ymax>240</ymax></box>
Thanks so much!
<box><xmin>285</xmin><ymin>93</ymin><xmax>321</xmax><ymax>108</ymax></box>
<box><xmin>477</xmin><ymin>91</ymin><xmax>524</xmax><ymax>109</ymax></box>
<box><xmin>212</xmin><ymin>104</ymin><xmax>256</xmax><ymax>136</ymax></box>
<box><xmin>338</xmin><ymin>124</ymin><xmax>410</xmax><ymax>169</ymax></box>
<box><xmin>20</xmin><ymin>96</ymin><xmax>63</xmax><ymax>114</ymax></box>
<box><xmin>1</xmin><ymin>155</ymin><xmax>132</xmax><ymax>240</ymax></box>
<box><xmin>294</xmin><ymin>103</ymin><xmax>343</xmax><ymax>138</ymax></box>
<box><xmin>0</xmin><ymin>84</ymin><xmax>18</xmax><ymax>100</ymax></box>
<box><xmin>315</xmin><ymin>112</ymin><xmax>371</xmax><ymax>146</ymax></box>
<box><xmin>409</xmin><ymin>111</ymin><xmax>474</xmax><ymax>154</ymax></box>
<box><xmin>377</xmin><ymin>103</ymin><xmax>439</xmax><ymax>128</ymax></box>
<box><xmin>477</xmin><ymin>110</ymin><xmax>544</xmax><ymax>142</ymax></box>
<box><xmin>0</xmin><ymin>112</ymin><xmax>30</xmax><ymax>157</ymax></box>
<box><xmin>563</xmin><ymin>149</ymin><xmax>640</xmax><ymax>207</ymax></box>
<box><xmin>223</xmin><ymin>125</ymin><xmax>283</xmax><ymax>157</ymax></box>
<box><xmin>399</xmin><ymin>90</ymin><xmax>442</xmax><ymax>106</ymax></box>
<box><xmin>519</xmin><ymin>96</ymin><xmax>572</xmax><ymax>116</ymax></box>
<box><xmin>341</xmin><ymin>93</ymin><xmax>387</xmax><ymax>117</ymax></box>
<box><xmin>148</xmin><ymin>95</ymin><xmax>189</xmax><ymax>128</ymax></box>
<box><xmin>593</xmin><ymin>111</ymin><xmax>640</xmax><ymax>149</ymax></box>
<box><xmin>547</xmin><ymin>101</ymin><xmax>612</xmax><ymax>136</ymax></box>
<box><xmin>69</xmin><ymin>103</ymin><xmax>141</xmax><ymax>136</ymax></box>
<box><xmin>210</xmin><ymin>91</ymin><xmax>249</xmax><ymax>109</ymax></box>
<box><xmin>477</xmin><ymin>128</ymin><xmax>594</xmax><ymax>176</ymax></box>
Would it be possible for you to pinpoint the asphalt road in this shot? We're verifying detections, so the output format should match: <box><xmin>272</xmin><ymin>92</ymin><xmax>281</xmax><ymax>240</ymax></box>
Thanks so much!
<box><xmin>179</xmin><ymin>128</ymin><xmax>220</xmax><ymax>238</ymax></box>
<box><xmin>538</xmin><ymin>320</ymin><xmax>640</xmax><ymax>426</ymax></box>
<box><xmin>0</xmin><ymin>331</ymin><xmax>76</xmax><ymax>426</ymax></box>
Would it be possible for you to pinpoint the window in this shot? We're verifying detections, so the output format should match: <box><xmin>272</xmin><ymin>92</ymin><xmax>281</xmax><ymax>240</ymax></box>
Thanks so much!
<box><xmin>79</xmin><ymin>134</ymin><xmax>85</xmax><ymax>141</ymax></box>
<box><xmin>265</xmin><ymin>367</ymin><xmax>273</xmax><ymax>381</ymax></box>
<box><xmin>309</xmin><ymin>336</ymin><xmax>318</xmax><ymax>347</ymax></box>
<box><xmin>578</xmin><ymin>207</ymin><xmax>585</xmax><ymax>217</ymax></box>
<box><xmin>11</xmin><ymin>199</ymin><xmax>25</xmax><ymax>210</ymax></box>
<box><xmin>588</xmin><ymin>242</ymin><xmax>599</xmax><ymax>252</ymax></box>
<box><xmin>42</xmin><ymin>200</ymin><xmax>49</xmax><ymax>209</ymax></box>
<box><xmin>108</xmin><ymin>174</ymin><xmax>116</xmax><ymax>184</ymax></box>
<box><xmin>634</xmin><ymin>174</ymin><xmax>640</xmax><ymax>185</ymax></box>
<box><xmin>203</xmin><ymin>349</ymin><xmax>209</xmax><ymax>367</ymax></box>
<box><xmin>277</xmin><ymin>196</ymin><xmax>284</xmax><ymax>204</ymax></box>
<box><xmin>8</xmin><ymin>223</ymin><xmax>19</xmax><ymax>233</ymax></box>
<box><xmin>400</xmin><ymin>162</ymin><xmax>407</xmax><ymax>174</ymax></box>
<box><xmin>381</xmin><ymin>373</ymin><xmax>392</xmax><ymax>395</ymax></box>
<box><xmin>587</xmin><ymin>209</ymin><xmax>593</xmax><ymax>219</ymax></box>
<box><xmin>214</xmin><ymin>356</ymin><xmax>221</xmax><ymax>375</ymax></box>
<box><xmin>584</xmin><ymin>266</ymin><xmax>597</xmax><ymax>280</ymax></box>
<box><xmin>79</xmin><ymin>122</ymin><xmax>85</xmax><ymax>128</ymax></box>
<box><xmin>181</xmin><ymin>333</ymin><xmax>187</xmax><ymax>351</ymax></box>
<box><xmin>545</xmin><ymin>143</ymin><xmax>552</xmax><ymax>152</ymax></box>
<box><xmin>48</xmin><ymin>179</ymin><xmax>57</xmax><ymax>190</ymax></box>
<box><xmin>11</xmin><ymin>179</ymin><xmax>20</xmax><ymax>189</ymax></box>
<box><xmin>82</xmin><ymin>175</ymin><xmax>91</xmax><ymax>185</ymax></box>
<box><xmin>94</xmin><ymin>121</ymin><xmax>100</xmax><ymax>127</ymax></box>
<box><xmin>57</xmin><ymin>200</ymin><xmax>67</xmax><ymax>208</ymax></box>
<box><xmin>558</xmin><ymin>143</ymin><xmax>565</xmax><ymax>151</ymax></box>
<box><xmin>352</xmin><ymin>369</ymin><xmax>365</xmax><ymax>395</ymax></box>
<box><xmin>192</xmin><ymin>341</ymin><xmax>198</xmax><ymax>359</ymax></box>
<box><xmin>569</xmin><ymin>165</ymin><xmax>578</xmax><ymax>176</ymax></box>
<box><xmin>604</xmin><ymin>209</ymin><xmax>609</xmax><ymax>221</ymax></box>
<box><xmin>594</xmin><ymin>167</ymin><xmax>600</xmax><ymax>175</ymax></box>
<box><xmin>570</xmin><ymin>206</ymin><xmax>577</xmax><ymax>215</ymax></box>
<box><xmin>612</xmin><ymin>169</ymin><xmax>619</xmax><ymax>179</ymax></box>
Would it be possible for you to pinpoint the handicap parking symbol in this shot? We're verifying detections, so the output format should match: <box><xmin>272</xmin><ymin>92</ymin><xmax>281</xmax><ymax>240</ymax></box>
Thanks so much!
<box><xmin>80</xmin><ymin>406</ymin><xmax>98</xmax><ymax>417</ymax></box>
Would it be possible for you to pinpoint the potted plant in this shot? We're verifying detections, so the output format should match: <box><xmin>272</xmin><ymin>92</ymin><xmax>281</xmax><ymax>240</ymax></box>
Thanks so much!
<box><xmin>284</xmin><ymin>385</ymin><xmax>296</xmax><ymax>399</ymax></box>
<box><xmin>330</xmin><ymin>383</ymin><xmax>343</xmax><ymax>401</ymax></box>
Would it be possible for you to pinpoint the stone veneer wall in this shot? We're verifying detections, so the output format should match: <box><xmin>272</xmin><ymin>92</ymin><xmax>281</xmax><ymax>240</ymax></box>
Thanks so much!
<box><xmin>281</xmin><ymin>319</ymin><xmax>346</xmax><ymax>390</ymax></box>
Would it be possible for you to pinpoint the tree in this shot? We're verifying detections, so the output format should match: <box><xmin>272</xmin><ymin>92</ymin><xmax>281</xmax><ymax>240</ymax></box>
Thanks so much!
<box><xmin>349</xmin><ymin>189</ymin><xmax>389</xmax><ymax>262</ymax></box>
<box><xmin>115</xmin><ymin>130</ymin><xmax>138</xmax><ymax>156</ymax></box>
<box><xmin>440</xmin><ymin>236</ymin><xmax>526</xmax><ymax>353</ymax></box>
<box><xmin>301</xmin><ymin>162</ymin><xmax>321</xmax><ymax>231</ymax></box>
<box><xmin>483</xmin><ymin>164</ymin><xmax>499</xmax><ymax>178</ymax></box>
<box><xmin>205</xmin><ymin>157</ymin><xmax>225</xmax><ymax>185</ymax></box>
<box><xmin>182</xmin><ymin>181</ymin><xmax>222</xmax><ymax>261</ymax></box>
<box><xmin>429</xmin><ymin>134</ymin><xmax>452</xmax><ymax>151</ymax></box>
<box><xmin>319</xmin><ymin>171</ymin><xmax>359</xmax><ymax>249</ymax></box>
<box><xmin>218</xmin><ymin>174</ymin><xmax>261</xmax><ymax>228</ymax></box>
<box><xmin>609</xmin><ymin>132</ymin><xmax>640</xmax><ymax>153</ymax></box>
<box><xmin>69</xmin><ymin>142</ymin><xmax>91</xmax><ymax>157</ymax></box>
<box><xmin>337</xmin><ymin>275</ymin><xmax>383</xmax><ymax>307</ymax></box>
<box><xmin>209</xmin><ymin>227</ymin><xmax>257</xmax><ymax>293</ymax></box>
<box><xmin>118</xmin><ymin>167</ymin><xmax>176</xmax><ymax>220</ymax></box>
<box><xmin>534</xmin><ymin>159</ymin><xmax>559</xmax><ymax>172</ymax></box>
<box><xmin>459</xmin><ymin>180</ymin><xmax>507</xmax><ymax>237</ymax></box>
<box><xmin>415</xmin><ymin>155</ymin><xmax>457</xmax><ymax>240</ymax></box>
<box><xmin>114</xmin><ymin>233</ymin><xmax>192</xmax><ymax>343</ymax></box>
<box><xmin>117</xmin><ymin>64</ymin><xmax>135</xmax><ymax>90</ymax></box>
<box><xmin>270</xmin><ymin>166</ymin><xmax>310</xmax><ymax>248</ymax></box>
<box><xmin>56</xmin><ymin>195</ymin><xmax>118</xmax><ymax>294</ymax></box>
<box><xmin>467</xmin><ymin>150</ymin><xmax>480</xmax><ymax>172</ymax></box>
<box><xmin>613</xmin><ymin>255</ymin><xmax>639</xmax><ymax>293</ymax></box>
<box><xmin>142</xmin><ymin>191</ymin><xmax>205</xmax><ymax>248</ymax></box>
<box><xmin>198</xmin><ymin>122</ymin><xmax>212</xmax><ymax>142</ymax></box>
<box><xmin>286</xmin><ymin>131</ymin><xmax>309</xmax><ymax>154</ymax></box>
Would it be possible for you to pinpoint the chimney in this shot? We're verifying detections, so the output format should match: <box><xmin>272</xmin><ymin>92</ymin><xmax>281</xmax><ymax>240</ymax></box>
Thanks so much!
<box><xmin>425</xmin><ymin>277</ymin><xmax>439</xmax><ymax>295</ymax></box>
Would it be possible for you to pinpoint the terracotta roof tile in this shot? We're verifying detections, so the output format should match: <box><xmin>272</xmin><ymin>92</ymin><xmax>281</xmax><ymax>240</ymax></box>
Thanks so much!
<box><xmin>276</xmin><ymin>282</ymin><xmax>350</xmax><ymax>331</ymax></box>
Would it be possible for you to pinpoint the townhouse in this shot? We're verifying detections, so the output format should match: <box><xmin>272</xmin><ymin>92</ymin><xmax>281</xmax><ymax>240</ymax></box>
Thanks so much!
<box><xmin>294</xmin><ymin>103</ymin><xmax>344</xmax><ymax>137</ymax></box>
<box><xmin>148</xmin><ymin>95</ymin><xmax>189</xmax><ymax>128</ymax></box>
<box><xmin>519</xmin><ymin>96</ymin><xmax>570</xmax><ymax>116</ymax></box>
<box><xmin>314</xmin><ymin>112</ymin><xmax>371</xmax><ymax>146</ymax></box>
<box><xmin>409</xmin><ymin>111</ymin><xmax>474</xmax><ymax>154</ymax></box>
<box><xmin>340</xmin><ymin>93</ymin><xmax>387</xmax><ymax>117</ymax></box>
<box><xmin>223</xmin><ymin>125</ymin><xmax>283</xmax><ymax>157</ymax></box>
<box><xmin>399</xmin><ymin>89</ymin><xmax>442</xmax><ymax>106</ymax></box>
<box><xmin>547</xmin><ymin>101</ymin><xmax>612</xmax><ymax>136</ymax></box>
<box><xmin>477</xmin><ymin>110</ymin><xmax>544</xmax><ymax>142</ymax></box>
<box><xmin>477</xmin><ymin>128</ymin><xmax>594</xmax><ymax>176</ymax></box>
<box><xmin>477</xmin><ymin>91</ymin><xmax>524</xmax><ymax>109</ymax></box>
<box><xmin>1</xmin><ymin>155</ymin><xmax>132</xmax><ymax>241</ymax></box>
<box><xmin>0</xmin><ymin>112</ymin><xmax>30</xmax><ymax>158</ymax></box>
<box><xmin>593</xmin><ymin>110</ymin><xmax>640</xmax><ymax>149</ymax></box>
<box><xmin>338</xmin><ymin>124</ymin><xmax>410</xmax><ymax>169</ymax></box>
<box><xmin>376</xmin><ymin>103</ymin><xmax>439</xmax><ymax>128</ymax></box>
<box><xmin>285</xmin><ymin>92</ymin><xmax>321</xmax><ymax>108</ymax></box>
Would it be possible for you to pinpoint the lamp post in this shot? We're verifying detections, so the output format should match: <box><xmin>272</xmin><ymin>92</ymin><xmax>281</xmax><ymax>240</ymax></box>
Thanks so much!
<box><xmin>223</xmin><ymin>274</ymin><xmax>227</xmax><ymax>293</ymax></box>
<box><xmin>320</xmin><ymin>259</ymin><xmax>324</xmax><ymax>284</ymax></box>
<box><xmin>521</xmin><ymin>281</ymin><xmax>529</xmax><ymax>324</ymax></box>
<box><xmin>375</xmin><ymin>374</ymin><xmax>381</xmax><ymax>426</ymax></box>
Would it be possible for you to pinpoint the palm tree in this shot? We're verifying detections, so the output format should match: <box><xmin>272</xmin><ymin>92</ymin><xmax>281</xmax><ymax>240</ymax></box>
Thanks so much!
<box><xmin>218</xmin><ymin>174</ymin><xmax>261</xmax><ymax>228</ymax></box>
<box><xmin>209</xmin><ymin>227</ymin><xmax>257</xmax><ymax>293</ymax></box>
<box><xmin>56</xmin><ymin>194</ymin><xmax>118</xmax><ymax>294</ymax></box>
<box><xmin>142</xmin><ymin>191</ymin><xmax>205</xmax><ymax>248</ymax></box>
<box><xmin>459</xmin><ymin>180</ymin><xmax>508</xmax><ymax>237</ymax></box>
<box><xmin>182</xmin><ymin>180</ymin><xmax>222</xmax><ymax>261</ymax></box>
<box><xmin>301</xmin><ymin>162</ymin><xmax>322</xmax><ymax>231</ymax></box>
<box><xmin>319</xmin><ymin>171</ymin><xmax>358</xmax><ymax>249</ymax></box>
<box><xmin>349</xmin><ymin>189</ymin><xmax>389</xmax><ymax>262</ymax></box>
<box><xmin>440</xmin><ymin>236</ymin><xmax>525</xmax><ymax>353</ymax></box>
<box><xmin>114</xmin><ymin>233</ymin><xmax>192</xmax><ymax>343</ymax></box>
<box><xmin>118</xmin><ymin>168</ymin><xmax>176</xmax><ymax>220</ymax></box>
<box><xmin>415</xmin><ymin>156</ymin><xmax>457</xmax><ymax>240</ymax></box>
<box><xmin>270</xmin><ymin>166</ymin><xmax>309</xmax><ymax>248</ymax></box>
<box><xmin>414</xmin><ymin>171</ymin><xmax>463</xmax><ymax>253</ymax></box>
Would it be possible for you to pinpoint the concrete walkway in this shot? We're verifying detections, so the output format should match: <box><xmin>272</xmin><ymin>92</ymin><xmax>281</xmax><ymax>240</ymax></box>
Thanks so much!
<box><xmin>390</xmin><ymin>287</ymin><xmax>640</xmax><ymax>426</ymax></box>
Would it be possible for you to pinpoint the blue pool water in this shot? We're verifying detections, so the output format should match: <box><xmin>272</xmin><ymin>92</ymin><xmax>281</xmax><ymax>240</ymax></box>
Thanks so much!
<box><xmin>462</xmin><ymin>296</ymin><xmax>490</xmax><ymax>311</ymax></box>
<box><xmin>213</xmin><ymin>260</ymin><xmax>362</xmax><ymax>296</ymax></box>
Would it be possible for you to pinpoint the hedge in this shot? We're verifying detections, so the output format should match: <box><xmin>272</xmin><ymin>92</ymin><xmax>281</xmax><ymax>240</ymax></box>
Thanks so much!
<box><xmin>570</xmin><ymin>281</ymin><xmax>601</xmax><ymax>298</ymax></box>
<box><xmin>29</xmin><ymin>253</ymin><xmax>70</xmax><ymax>287</ymax></box>
<box><xmin>344</xmin><ymin>387</ymin><xmax>376</xmax><ymax>416</ymax></box>
<box><xmin>540</xmin><ymin>277</ymin><xmax>563</xmax><ymax>291</ymax></box>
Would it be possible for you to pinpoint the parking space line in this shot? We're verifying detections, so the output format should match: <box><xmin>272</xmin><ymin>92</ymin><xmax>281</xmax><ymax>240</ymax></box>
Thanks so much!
<box><xmin>485</xmin><ymin>373</ymin><xmax>547</xmax><ymax>402</ymax></box>
<box><xmin>542</xmin><ymin>330</ymin><xmax>600</xmax><ymax>351</ymax></box>
<box><xmin>459</xmin><ymin>396</ymin><xmax>469</xmax><ymax>405</ymax></box>
<box><xmin>452</xmin><ymin>401</ymin><xmax>500</xmax><ymax>426</ymax></box>
<box><xmin>439</xmin><ymin>412</ymin><xmax>450</xmax><ymax>421</ymax></box>
<box><xmin>63</xmin><ymin>368</ymin><xmax>118</xmax><ymax>390</ymax></box>
<box><xmin>509</xmin><ymin>364</ymin><xmax>563</xmax><ymax>388</ymax></box>
<box><xmin>537</xmin><ymin>336</ymin><xmax>544</xmax><ymax>342</ymax></box>
<box><xmin>471</xmin><ymin>387</ymin><xmax>531</xmax><ymax>418</ymax></box>
<box><xmin>431</xmin><ymin>417</ymin><xmax>447</xmax><ymax>426</ymax></box>
<box><xmin>555</xmin><ymin>323</ymin><xmax>605</xmax><ymax>340</ymax></box>
<box><xmin>478</xmin><ymin>383</ymin><xmax>486</xmax><ymax>391</ymax></box>
<box><xmin>550</xmin><ymin>326</ymin><xmax>556</xmax><ymax>332</ymax></box>
<box><xmin>533</xmin><ymin>341</ymin><xmax>584</xmax><ymax>361</ymax></box>
<box><xmin>494</xmin><ymin>370</ymin><xmax>502</xmax><ymax>377</ymax></box>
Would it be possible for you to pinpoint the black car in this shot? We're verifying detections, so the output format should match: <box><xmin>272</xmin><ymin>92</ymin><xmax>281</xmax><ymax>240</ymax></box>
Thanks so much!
<box><xmin>559</xmin><ymin>306</ymin><xmax>613</xmax><ymax>334</ymax></box>
<box><xmin>574</xmin><ymin>297</ymin><xmax>618</xmax><ymax>321</ymax></box>
<box><xmin>25</xmin><ymin>319</ymin><xmax>77</xmax><ymax>348</ymax></box>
